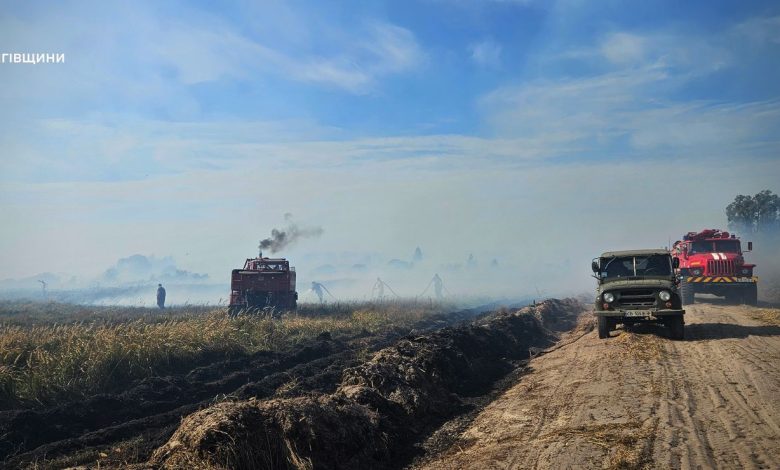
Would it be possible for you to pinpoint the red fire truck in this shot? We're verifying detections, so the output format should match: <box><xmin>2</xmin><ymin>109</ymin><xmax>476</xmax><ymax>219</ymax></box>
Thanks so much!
<box><xmin>228</xmin><ymin>255</ymin><xmax>298</xmax><ymax>316</ymax></box>
<box><xmin>670</xmin><ymin>229</ymin><xmax>757</xmax><ymax>305</ymax></box>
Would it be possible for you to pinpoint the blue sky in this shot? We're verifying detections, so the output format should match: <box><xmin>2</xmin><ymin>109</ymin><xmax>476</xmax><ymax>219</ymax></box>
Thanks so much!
<box><xmin>1</xmin><ymin>0</ymin><xmax>779</xmax><ymax>296</ymax></box>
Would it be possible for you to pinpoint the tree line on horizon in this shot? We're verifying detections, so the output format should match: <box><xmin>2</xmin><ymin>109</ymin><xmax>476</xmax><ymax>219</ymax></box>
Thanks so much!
<box><xmin>726</xmin><ymin>189</ymin><xmax>780</xmax><ymax>235</ymax></box>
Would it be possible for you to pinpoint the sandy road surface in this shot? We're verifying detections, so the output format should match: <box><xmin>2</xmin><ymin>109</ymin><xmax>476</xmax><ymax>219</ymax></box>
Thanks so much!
<box><xmin>417</xmin><ymin>302</ymin><xmax>780</xmax><ymax>469</ymax></box>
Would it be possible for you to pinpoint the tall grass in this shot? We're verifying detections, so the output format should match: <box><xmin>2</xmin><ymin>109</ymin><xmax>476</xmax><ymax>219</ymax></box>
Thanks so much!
<box><xmin>0</xmin><ymin>300</ymin><xmax>448</xmax><ymax>406</ymax></box>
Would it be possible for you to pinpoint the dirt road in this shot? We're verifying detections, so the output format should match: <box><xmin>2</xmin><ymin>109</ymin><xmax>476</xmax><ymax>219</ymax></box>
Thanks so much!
<box><xmin>417</xmin><ymin>302</ymin><xmax>780</xmax><ymax>470</ymax></box>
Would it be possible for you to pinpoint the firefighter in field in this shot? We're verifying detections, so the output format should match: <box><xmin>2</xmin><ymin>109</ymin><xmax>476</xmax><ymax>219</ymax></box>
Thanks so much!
<box><xmin>310</xmin><ymin>281</ymin><xmax>333</xmax><ymax>303</ymax></box>
<box><xmin>372</xmin><ymin>277</ymin><xmax>385</xmax><ymax>300</ymax></box>
<box><xmin>156</xmin><ymin>283</ymin><xmax>166</xmax><ymax>309</ymax></box>
<box><xmin>432</xmin><ymin>273</ymin><xmax>444</xmax><ymax>300</ymax></box>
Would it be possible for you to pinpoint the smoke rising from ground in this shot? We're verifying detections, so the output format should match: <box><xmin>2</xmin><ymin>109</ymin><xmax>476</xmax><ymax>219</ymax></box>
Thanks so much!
<box><xmin>750</xmin><ymin>232</ymin><xmax>780</xmax><ymax>304</ymax></box>
<box><xmin>259</xmin><ymin>218</ymin><xmax>324</xmax><ymax>254</ymax></box>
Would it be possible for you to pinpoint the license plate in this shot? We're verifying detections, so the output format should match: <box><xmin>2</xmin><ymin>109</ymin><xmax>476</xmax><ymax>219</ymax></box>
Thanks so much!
<box><xmin>737</xmin><ymin>277</ymin><xmax>753</xmax><ymax>282</ymax></box>
<box><xmin>624</xmin><ymin>311</ymin><xmax>648</xmax><ymax>317</ymax></box>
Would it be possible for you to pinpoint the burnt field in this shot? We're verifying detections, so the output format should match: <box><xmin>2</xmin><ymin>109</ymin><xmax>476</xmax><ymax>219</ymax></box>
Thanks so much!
<box><xmin>0</xmin><ymin>299</ymin><xmax>584</xmax><ymax>469</ymax></box>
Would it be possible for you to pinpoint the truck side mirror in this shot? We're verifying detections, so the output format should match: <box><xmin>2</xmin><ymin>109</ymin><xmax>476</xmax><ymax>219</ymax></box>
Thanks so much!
<box><xmin>748</xmin><ymin>241</ymin><xmax>753</xmax><ymax>251</ymax></box>
<box><xmin>591</xmin><ymin>260</ymin><xmax>599</xmax><ymax>273</ymax></box>
<box><xmin>673</xmin><ymin>258</ymin><xmax>679</xmax><ymax>269</ymax></box>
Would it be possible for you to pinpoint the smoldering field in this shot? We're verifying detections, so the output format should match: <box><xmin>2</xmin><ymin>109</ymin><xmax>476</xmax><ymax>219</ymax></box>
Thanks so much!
<box><xmin>0</xmin><ymin>292</ymin><xmax>584</xmax><ymax>469</ymax></box>
<box><xmin>0</xmin><ymin>297</ymin><xmax>552</xmax><ymax>469</ymax></box>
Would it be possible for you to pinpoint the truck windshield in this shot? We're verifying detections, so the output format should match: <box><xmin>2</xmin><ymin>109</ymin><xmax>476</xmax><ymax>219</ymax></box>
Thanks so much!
<box><xmin>602</xmin><ymin>255</ymin><xmax>671</xmax><ymax>278</ymax></box>
<box><xmin>689</xmin><ymin>240</ymin><xmax>740</xmax><ymax>253</ymax></box>
<box><xmin>689</xmin><ymin>242</ymin><xmax>711</xmax><ymax>253</ymax></box>
<box><xmin>714</xmin><ymin>240</ymin><xmax>740</xmax><ymax>253</ymax></box>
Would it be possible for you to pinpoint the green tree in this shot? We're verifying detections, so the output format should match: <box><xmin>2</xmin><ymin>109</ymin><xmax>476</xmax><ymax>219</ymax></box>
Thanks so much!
<box><xmin>726</xmin><ymin>190</ymin><xmax>780</xmax><ymax>233</ymax></box>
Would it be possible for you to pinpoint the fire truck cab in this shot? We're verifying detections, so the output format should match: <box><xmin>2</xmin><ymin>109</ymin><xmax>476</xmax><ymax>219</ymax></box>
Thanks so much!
<box><xmin>671</xmin><ymin>229</ymin><xmax>757</xmax><ymax>306</ymax></box>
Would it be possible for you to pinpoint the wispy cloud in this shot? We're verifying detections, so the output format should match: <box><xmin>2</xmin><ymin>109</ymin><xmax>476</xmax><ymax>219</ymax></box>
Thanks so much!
<box><xmin>155</xmin><ymin>19</ymin><xmax>423</xmax><ymax>92</ymax></box>
<box><xmin>469</xmin><ymin>39</ymin><xmax>502</xmax><ymax>68</ymax></box>
<box><xmin>479</xmin><ymin>21</ymin><xmax>778</xmax><ymax>157</ymax></box>
<box><xmin>734</xmin><ymin>15</ymin><xmax>780</xmax><ymax>45</ymax></box>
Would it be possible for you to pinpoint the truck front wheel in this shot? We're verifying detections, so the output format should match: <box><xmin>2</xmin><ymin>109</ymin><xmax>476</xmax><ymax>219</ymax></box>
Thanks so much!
<box><xmin>680</xmin><ymin>279</ymin><xmax>694</xmax><ymax>306</ymax></box>
<box><xmin>598</xmin><ymin>316</ymin><xmax>610</xmax><ymax>339</ymax></box>
<box><xmin>667</xmin><ymin>316</ymin><xmax>684</xmax><ymax>341</ymax></box>
<box><xmin>744</xmin><ymin>284</ymin><xmax>758</xmax><ymax>306</ymax></box>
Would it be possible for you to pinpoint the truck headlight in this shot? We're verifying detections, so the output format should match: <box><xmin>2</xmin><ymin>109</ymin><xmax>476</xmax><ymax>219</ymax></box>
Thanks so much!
<box><xmin>741</xmin><ymin>268</ymin><xmax>750</xmax><ymax>275</ymax></box>
<box><xmin>692</xmin><ymin>269</ymin><xmax>702</xmax><ymax>276</ymax></box>
<box><xmin>603</xmin><ymin>292</ymin><xmax>615</xmax><ymax>303</ymax></box>
<box><xmin>659</xmin><ymin>291</ymin><xmax>671</xmax><ymax>301</ymax></box>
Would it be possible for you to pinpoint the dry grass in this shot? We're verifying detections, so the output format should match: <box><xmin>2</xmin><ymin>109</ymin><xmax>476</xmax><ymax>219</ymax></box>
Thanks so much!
<box><xmin>0</xmin><ymin>300</ymin><xmax>447</xmax><ymax>406</ymax></box>
<box><xmin>611</xmin><ymin>330</ymin><xmax>666</xmax><ymax>361</ymax></box>
<box><xmin>747</xmin><ymin>307</ymin><xmax>780</xmax><ymax>326</ymax></box>
<box><xmin>540</xmin><ymin>420</ymin><xmax>655</xmax><ymax>470</ymax></box>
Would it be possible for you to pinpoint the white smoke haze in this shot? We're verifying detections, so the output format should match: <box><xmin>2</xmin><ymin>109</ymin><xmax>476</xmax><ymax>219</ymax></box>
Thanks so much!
<box><xmin>748</xmin><ymin>233</ymin><xmax>780</xmax><ymax>304</ymax></box>
<box><xmin>0</xmin><ymin>254</ymin><xmax>220</xmax><ymax>306</ymax></box>
<box><xmin>1</xmin><ymin>158</ymin><xmax>777</xmax><ymax>306</ymax></box>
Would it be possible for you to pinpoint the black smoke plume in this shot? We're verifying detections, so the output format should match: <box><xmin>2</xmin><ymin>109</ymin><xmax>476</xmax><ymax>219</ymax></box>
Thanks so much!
<box><xmin>259</xmin><ymin>220</ymin><xmax>324</xmax><ymax>254</ymax></box>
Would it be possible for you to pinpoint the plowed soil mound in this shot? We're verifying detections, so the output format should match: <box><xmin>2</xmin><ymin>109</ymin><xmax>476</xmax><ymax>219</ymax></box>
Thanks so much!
<box><xmin>0</xmin><ymin>305</ymin><xmax>503</xmax><ymax>469</ymax></box>
<box><xmin>148</xmin><ymin>299</ymin><xmax>583</xmax><ymax>470</ymax></box>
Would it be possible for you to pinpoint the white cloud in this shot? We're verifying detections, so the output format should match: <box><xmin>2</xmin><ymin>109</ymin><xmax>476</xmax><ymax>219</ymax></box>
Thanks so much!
<box><xmin>734</xmin><ymin>15</ymin><xmax>780</xmax><ymax>45</ymax></box>
<box><xmin>363</xmin><ymin>22</ymin><xmax>424</xmax><ymax>74</ymax></box>
<box><xmin>600</xmin><ymin>32</ymin><xmax>645</xmax><ymax>65</ymax></box>
<box><xmin>150</xmin><ymin>19</ymin><xmax>423</xmax><ymax>92</ymax></box>
<box><xmin>478</xmin><ymin>20</ymin><xmax>778</xmax><ymax>156</ymax></box>
<box><xmin>0</xmin><ymin>4</ymin><xmax>424</xmax><ymax>101</ymax></box>
<box><xmin>469</xmin><ymin>39</ymin><xmax>502</xmax><ymax>68</ymax></box>
<box><xmin>480</xmin><ymin>67</ymin><xmax>780</xmax><ymax>157</ymax></box>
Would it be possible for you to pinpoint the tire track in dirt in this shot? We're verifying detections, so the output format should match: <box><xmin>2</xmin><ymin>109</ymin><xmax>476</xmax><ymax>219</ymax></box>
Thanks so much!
<box><xmin>416</xmin><ymin>302</ymin><xmax>780</xmax><ymax>470</ymax></box>
<box><xmin>664</xmin><ymin>303</ymin><xmax>780</xmax><ymax>469</ymax></box>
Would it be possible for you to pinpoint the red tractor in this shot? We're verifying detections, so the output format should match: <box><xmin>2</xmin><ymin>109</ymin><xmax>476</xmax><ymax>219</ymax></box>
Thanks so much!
<box><xmin>228</xmin><ymin>255</ymin><xmax>298</xmax><ymax>316</ymax></box>
<box><xmin>671</xmin><ymin>229</ymin><xmax>757</xmax><ymax>305</ymax></box>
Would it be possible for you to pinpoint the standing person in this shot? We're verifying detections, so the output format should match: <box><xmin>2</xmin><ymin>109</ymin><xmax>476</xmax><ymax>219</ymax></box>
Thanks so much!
<box><xmin>372</xmin><ymin>277</ymin><xmax>385</xmax><ymax>300</ymax></box>
<box><xmin>156</xmin><ymin>283</ymin><xmax>166</xmax><ymax>309</ymax></box>
<box><xmin>432</xmin><ymin>274</ymin><xmax>444</xmax><ymax>300</ymax></box>
<box><xmin>310</xmin><ymin>281</ymin><xmax>333</xmax><ymax>303</ymax></box>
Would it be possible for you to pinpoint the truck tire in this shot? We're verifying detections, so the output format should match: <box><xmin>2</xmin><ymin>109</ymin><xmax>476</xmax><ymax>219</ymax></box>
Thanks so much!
<box><xmin>680</xmin><ymin>279</ymin><xmax>694</xmax><ymax>305</ymax></box>
<box><xmin>744</xmin><ymin>284</ymin><xmax>758</xmax><ymax>306</ymax></box>
<box><xmin>598</xmin><ymin>316</ymin><xmax>610</xmax><ymax>339</ymax></box>
<box><xmin>668</xmin><ymin>316</ymin><xmax>684</xmax><ymax>341</ymax></box>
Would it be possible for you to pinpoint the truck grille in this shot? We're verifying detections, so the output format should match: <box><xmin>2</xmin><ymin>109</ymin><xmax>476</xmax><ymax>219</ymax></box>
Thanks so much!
<box><xmin>707</xmin><ymin>259</ymin><xmax>734</xmax><ymax>275</ymax></box>
<box><xmin>617</xmin><ymin>289</ymin><xmax>656</xmax><ymax>308</ymax></box>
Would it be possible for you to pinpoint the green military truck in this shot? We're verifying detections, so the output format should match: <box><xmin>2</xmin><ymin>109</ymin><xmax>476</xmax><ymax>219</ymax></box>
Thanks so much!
<box><xmin>591</xmin><ymin>249</ymin><xmax>685</xmax><ymax>340</ymax></box>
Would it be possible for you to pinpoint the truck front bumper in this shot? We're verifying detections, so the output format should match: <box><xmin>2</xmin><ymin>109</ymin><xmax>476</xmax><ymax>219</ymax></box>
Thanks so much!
<box><xmin>594</xmin><ymin>309</ymin><xmax>684</xmax><ymax>319</ymax></box>
<box><xmin>685</xmin><ymin>276</ymin><xmax>757</xmax><ymax>284</ymax></box>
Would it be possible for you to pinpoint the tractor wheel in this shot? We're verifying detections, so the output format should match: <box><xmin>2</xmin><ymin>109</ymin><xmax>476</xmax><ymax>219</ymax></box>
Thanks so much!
<box><xmin>680</xmin><ymin>279</ymin><xmax>694</xmax><ymax>306</ymax></box>
<box><xmin>744</xmin><ymin>284</ymin><xmax>758</xmax><ymax>306</ymax></box>
<box><xmin>598</xmin><ymin>316</ymin><xmax>610</xmax><ymax>339</ymax></box>
<box><xmin>668</xmin><ymin>316</ymin><xmax>685</xmax><ymax>341</ymax></box>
